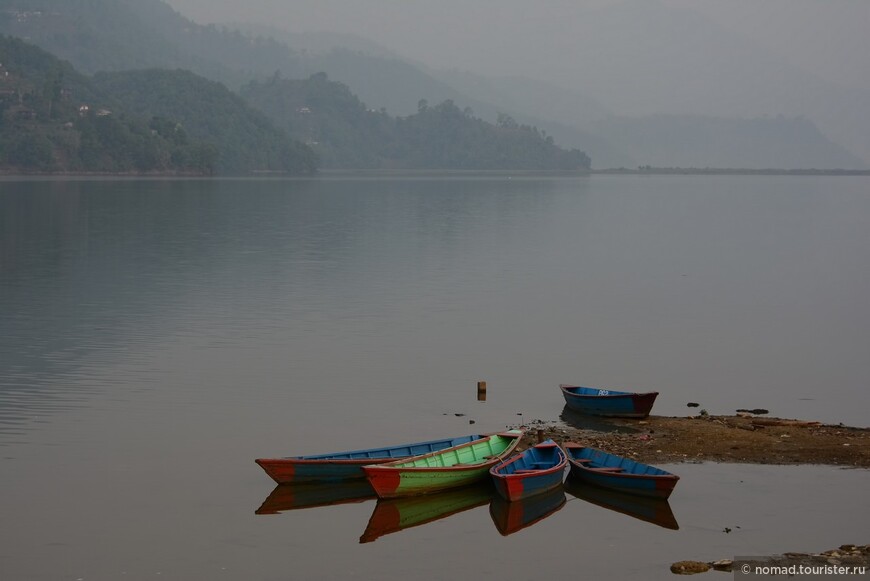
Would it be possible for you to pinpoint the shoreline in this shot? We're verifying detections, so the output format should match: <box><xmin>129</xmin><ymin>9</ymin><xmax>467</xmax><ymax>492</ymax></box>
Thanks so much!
<box><xmin>518</xmin><ymin>414</ymin><xmax>870</xmax><ymax>468</ymax></box>
<box><xmin>592</xmin><ymin>167</ymin><xmax>870</xmax><ymax>176</ymax></box>
<box><xmin>3</xmin><ymin>168</ymin><xmax>869</xmax><ymax>179</ymax></box>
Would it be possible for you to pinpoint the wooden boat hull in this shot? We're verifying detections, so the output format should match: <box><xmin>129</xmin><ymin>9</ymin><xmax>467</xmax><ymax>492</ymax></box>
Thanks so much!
<box><xmin>564</xmin><ymin>444</ymin><xmax>679</xmax><ymax>500</ymax></box>
<box><xmin>489</xmin><ymin>440</ymin><xmax>567</xmax><ymax>502</ymax></box>
<box><xmin>560</xmin><ymin>384</ymin><xmax>658</xmax><ymax>418</ymax></box>
<box><xmin>489</xmin><ymin>486</ymin><xmax>566</xmax><ymax>536</ymax></box>
<box><xmin>359</xmin><ymin>483</ymin><xmax>493</xmax><ymax>543</ymax></box>
<box><xmin>363</xmin><ymin>430</ymin><xmax>523</xmax><ymax>498</ymax></box>
<box><xmin>255</xmin><ymin>434</ymin><xmax>482</xmax><ymax>484</ymax></box>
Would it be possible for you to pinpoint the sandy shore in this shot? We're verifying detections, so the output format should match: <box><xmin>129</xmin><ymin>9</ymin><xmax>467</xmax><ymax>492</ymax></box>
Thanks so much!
<box><xmin>516</xmin><ymin>414</ymin><xmax>870</xmax><ymax>468</ymax></box>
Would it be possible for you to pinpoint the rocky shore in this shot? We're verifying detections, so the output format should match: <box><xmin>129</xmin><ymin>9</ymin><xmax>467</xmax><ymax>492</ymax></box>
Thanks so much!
<box><xmin>514</xmin><ymin>414</ymin><xmax>870</xmax><ymax>468</ymax></box>
<box><xmin>671</xmin><ymin>544</ymin><xmax>870</xmax><ymax>575</ymax></box>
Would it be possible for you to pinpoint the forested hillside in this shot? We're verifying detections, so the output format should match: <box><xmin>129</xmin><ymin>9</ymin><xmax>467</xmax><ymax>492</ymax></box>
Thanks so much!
<box><xmin>92</xmin><ymin>69</ymin><xmax>318</xmax><ymax>174</ymax></box>
<box><xmin>0</xmin><ymin>36</ymin><xmax>216</xmax><ymax>174</ymax></box>
<box><xmin>0</xmin><ymin>0</ymin><xmax>596</xmax><ymax>169</ymax></box>
<box><xmin>2</xmin><ymin>0</ymin><xmax>865</xmax><ymax>169</ymax></box>
<box><xmin>241</xmin><ymin>73</ymin><xmax>591</xmax><ymax>170</ymax></box>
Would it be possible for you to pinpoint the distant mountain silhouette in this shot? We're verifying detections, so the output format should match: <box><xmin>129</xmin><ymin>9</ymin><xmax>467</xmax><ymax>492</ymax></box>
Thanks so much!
<box><xmin>2</xmin><ymin>0</ymin><xmax>865</xmax><ymax>169</ymax></box>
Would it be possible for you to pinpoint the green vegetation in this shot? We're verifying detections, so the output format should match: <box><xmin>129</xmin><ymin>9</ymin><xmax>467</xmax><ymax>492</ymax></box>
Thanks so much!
<box><xmin>242</xmin><ymin>73</ymin><xmax>591</xmax><ymax>170</ymax></box>
<box><xmin>92</xmin><ymin>69</ymin><xmax>318</xmax><ymax>174</ymax></box>
<box><xmin>0</xmin><ymin>36</ymin><xmax>316</xmax><ymax>174</ymax></box>
<box><xmin>0</xmin><ymin>36</ymin><xmax>215</xmax><ymax>173</ymax></box>
<box><xmin>1</xmin><ymin>0</ymin><xmax>592</xmax><ymax>173</ymax></box>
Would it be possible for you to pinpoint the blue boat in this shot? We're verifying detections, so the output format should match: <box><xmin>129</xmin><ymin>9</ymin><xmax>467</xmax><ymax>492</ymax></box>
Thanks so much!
<box><xmin>255</xmin><ymin>434</ymin><xmax>483</xmax><ymax>484</ymax></box>
<box><xmin>560</xmin><ymin>384</ymin><xmax>658</xmax><ymax>418</ymax></box>
<box><xmin>489</xmin><ymin>440</ymin><xmax>567</xmax><ymax>501</ymax></box>
<box><xmin>564</xmin><ymin>443</ymin><xmax>679</xmax><ymax>499</ymax></box>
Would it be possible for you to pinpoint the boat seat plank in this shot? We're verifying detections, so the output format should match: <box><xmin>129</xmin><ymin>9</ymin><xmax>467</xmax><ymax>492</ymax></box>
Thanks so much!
<box><xmin>588</xmin><ymin>467</ymin><xmax>624</xmax><ymax>472</ymax></box>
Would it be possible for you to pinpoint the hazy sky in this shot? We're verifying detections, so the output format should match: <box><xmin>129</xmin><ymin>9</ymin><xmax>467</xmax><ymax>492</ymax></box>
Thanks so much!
<box><xmin>165</xmin><ymin>0</ymin><xmax>870</xmax><ymax>95</ymax></box>
<box><xmin>164</xmin><ymin>0</ymin><xmax>870</xmax><ymax>161</ymax></box>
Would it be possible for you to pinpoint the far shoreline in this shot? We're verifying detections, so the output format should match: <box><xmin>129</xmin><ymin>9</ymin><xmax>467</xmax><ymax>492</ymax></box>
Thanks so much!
<box><xmin>3</xmin><ymin>167</ymin><xmax>869</xmax><ymax>179</ymax></box>
<box><xmin>592</xmin><ymin>167</ymin><xmax>870</xmax><ymax>176</ymax></box>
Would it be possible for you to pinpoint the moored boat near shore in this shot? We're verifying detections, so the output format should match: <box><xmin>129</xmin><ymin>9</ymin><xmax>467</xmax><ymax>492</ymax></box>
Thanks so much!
<box><xmin>564</xmin><ymin>443</ymin><xmax>679</xmax><ymax>499</ymax></box>
<box><xmin>255</xmin><ymin>434</ymin><xmax>482</xmax><ymax>484</ymax></box>
<box><xmin>489</xmin><ymin>439</ymin><xmax>567</xmax><ymax>501</ymax></box>
<box><xmin>363</xmin><ymin>430</ymin><xmax>524</xmax><ymax>498</ymax></box>
<box><xmin>560</xmin><ymin>384</ymin><xmax>658</xmax><ymax>418</ymax></box>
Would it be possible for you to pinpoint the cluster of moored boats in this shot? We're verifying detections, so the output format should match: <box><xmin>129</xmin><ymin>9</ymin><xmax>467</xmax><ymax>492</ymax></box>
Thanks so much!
<box><xmin>255</xmin><ymin>384</ymin><xmax>679</xmax><ymax>503</ymax></box>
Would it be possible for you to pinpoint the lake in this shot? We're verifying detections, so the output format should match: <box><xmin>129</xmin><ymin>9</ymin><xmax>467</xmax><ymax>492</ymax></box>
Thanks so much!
<box><xmin>1</xmin><ymin>174</ymin><xmax>868</xmax><ymax>580</ymax></box>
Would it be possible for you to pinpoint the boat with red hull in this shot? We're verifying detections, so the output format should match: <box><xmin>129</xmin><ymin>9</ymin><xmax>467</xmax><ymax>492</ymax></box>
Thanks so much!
<box><xmin>489</xmin><ymin>439</ymin><xmax>567</xmax><ymax>502</ymax></box>
<box><xmin>255</xmin><ymin>434</ymin><xmax>482</xmax><ymax>484</ymax></box>
<box><xmin>564</xmin><ymin>443</ymin><xmax>679</xmax><ymax>499</ymax></box>
<box><xmin>363</xmin><ymin>430</ymin><xmax>523</xmax><ymax>499</ymax></box>
<box><xmin>560</xmin><ymin>384</ymin><xmax>658</xmax><ymax>418</ymax></box>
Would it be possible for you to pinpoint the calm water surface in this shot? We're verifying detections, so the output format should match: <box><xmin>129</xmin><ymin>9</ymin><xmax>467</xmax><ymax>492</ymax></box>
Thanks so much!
<box><xmin>1</xmin><ymin>175</ymin><xmax>868</xmax><ymax>580</ymax></box>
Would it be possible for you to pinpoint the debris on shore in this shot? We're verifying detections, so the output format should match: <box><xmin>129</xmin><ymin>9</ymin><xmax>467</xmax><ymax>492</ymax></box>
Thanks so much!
<box><xmin>671</xmin><ymin>544</ymin><xmax>870</xmax><ymax>575</ymax></box>
<box><xmin>512</xmin><ymin>414</ymin><xmax>870</xmax><ymax>467</ymax></box>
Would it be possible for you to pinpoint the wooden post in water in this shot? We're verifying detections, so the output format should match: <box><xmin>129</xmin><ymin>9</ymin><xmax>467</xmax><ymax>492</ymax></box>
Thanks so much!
<box><xmin>477</xmin><ymin>381</ymin><xmax>487</xmax><ymax>401</ymax></box>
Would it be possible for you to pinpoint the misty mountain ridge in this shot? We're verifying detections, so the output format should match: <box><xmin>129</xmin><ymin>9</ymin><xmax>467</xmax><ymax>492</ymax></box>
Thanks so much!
<box><xmin>1</xmin><ymin>34</ymin><xmax>587</xmax><ymax>173</ymax></box>
<box><xmin>2</xmin><ymin>0</ymin><xmax>865</xmax><ymax>169</ymax></box>
<box><xmin>239</xmin><ymin>72</ymin><xmax>590</xmax><ymax>170</ymax></box>
<box><xmin>237</xmin><ymin>23</ymin><xmax>866</xmax><ymax>170</ymax></box>
<box><xmin>591</xmin><ymin>114</ymin><xmax>865</xmax><ymax>170</ymax></box>
<box><xmin>223</xmin><ymin>16</ymin><xmax>868</xmax><ymax>170</ymax></box>
<box><xmin>0</xmin><ymin>35</ymin><xmax>304</xmax><ymax>174</ymax></box>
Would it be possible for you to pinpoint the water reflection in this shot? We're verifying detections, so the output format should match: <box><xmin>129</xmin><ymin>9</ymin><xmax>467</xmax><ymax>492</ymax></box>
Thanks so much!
<box><xmin>255</xmin><ymin>476</ymin><xmax>679</xmax><ymax>532</ymax></box>
<box><xmin>0</xmin><ymin>177</ymin><xmax>562</xmax><ymax>440</ymax></box>
<box><xmin>563</xmin><ymin>478</ymin><xmax>679</xmax><ymax>530</ymax></box>
<box><xmin>359</xmin><ymin>482</ymin><xmax>494</xmax><ymax>543</ymax></box>
<box><xmin>255</xmin><ymin>479</ymin><xmax>576</xmax><ymax>542</ymax></box>
<box><xmin>489</xmin><ymin>486</ymin><xmax>566</xmax><ymax>536</ymax></box>
<box><xmin>559</xmin><ymin>406</ymin><xmax>641</xmax><ymax>433</ymax></box>
<box><xmin>255</xmin><ymin>481</ymin><xmax>377</xmax><ymax>515</ymax></box>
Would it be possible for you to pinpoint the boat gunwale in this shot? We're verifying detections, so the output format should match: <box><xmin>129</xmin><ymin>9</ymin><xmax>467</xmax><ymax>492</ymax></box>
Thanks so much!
<box><xmin>363</xmin><ymin>431</ymin><xmax>523</xmax><ymax>472</ymax></box>
<box><xmin>559</xmin><ymin>384</ymin><xmax>659</xmax><ymax>400</ymax></box>
<box><xmin>256</xmin><ymin>457</ymin><xmax>393</xmax><ymax>466</ymax></box>
<box><xmin>489</xmin><ymin>441</ymin><xmax>568</xmax><ymax>479</ymax></box>
<box><xmin>563</xmin><ymin>444</ymin><xmax>680</xmax><ymax>482</ymax></box>
<box><xmin>254</xmin><ymin>433</ymin><xmax>485</xmax><ymax>464</ymax></box>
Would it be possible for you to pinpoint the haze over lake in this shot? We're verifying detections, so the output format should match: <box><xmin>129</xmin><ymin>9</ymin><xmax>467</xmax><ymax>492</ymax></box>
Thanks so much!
<box><xmin>1</xmin><ymin>175</ymin><xmax>868</xmax><ymax>579</ymax></box>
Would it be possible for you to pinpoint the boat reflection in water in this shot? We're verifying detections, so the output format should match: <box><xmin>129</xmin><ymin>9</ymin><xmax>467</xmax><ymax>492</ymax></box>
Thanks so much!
<box><xmin>256</xmin><ymin>480</ymin><xmax>377</xmax><ymax>515</ymax></box>
<box><xmin>359</xmin><ymin>482</ymin><xmax>494</xmax><ymax>543</ymax></box>
<box><xmin>563</xmin><ymin>478</ymin><xmax>679</xmax><ymax>530</ymax></box>
<box><xmin>488</xmin><ymin>486</ymin><xmax>567</xmax><ymax>536</ymax></box>
<box><xmin>558</xmin><ymin>406</ymin><xmax>639</xmax><ymax>434</ymax></box>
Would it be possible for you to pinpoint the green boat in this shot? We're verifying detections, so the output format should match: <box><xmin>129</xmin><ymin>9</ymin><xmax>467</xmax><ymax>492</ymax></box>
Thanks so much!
<box><xmin>362</xmin><ymin>430</ymin><xmax>524</xmax><ymax>498</ymax></box>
